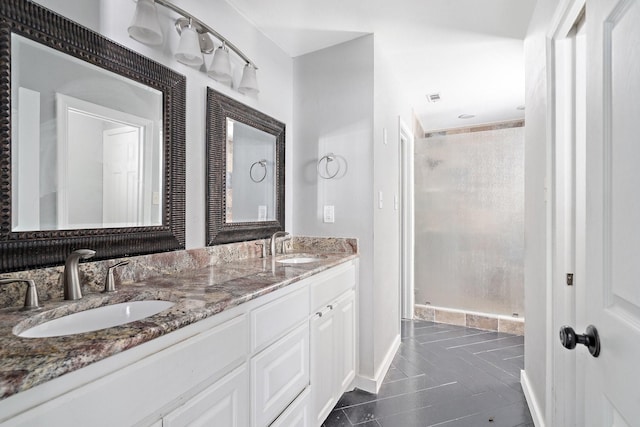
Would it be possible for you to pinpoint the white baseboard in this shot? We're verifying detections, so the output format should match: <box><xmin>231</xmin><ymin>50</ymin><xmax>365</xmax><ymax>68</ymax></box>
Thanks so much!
<box><xmin>521</xmin><ymin>369</ymin><xmax>546</xmax><ymax>427</ymax></box>
<box><xmin>355</xmin><ymin>334</ymin><xmax>401</xmax><ymax>394</ymax></box>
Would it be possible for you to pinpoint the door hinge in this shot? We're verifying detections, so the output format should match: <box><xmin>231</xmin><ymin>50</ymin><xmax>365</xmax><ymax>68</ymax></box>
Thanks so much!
<box><xmin>566</xmin><ymin>273</ymin><xmax>574</xmax><ymax>286</ymax></box>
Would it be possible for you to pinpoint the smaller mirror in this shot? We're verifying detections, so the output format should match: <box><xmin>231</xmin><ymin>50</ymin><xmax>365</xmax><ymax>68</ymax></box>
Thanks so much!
<box><xmin>206</xmin><ymin>88</ymin><xmax>285</xmax><ymax>245</ymax></box>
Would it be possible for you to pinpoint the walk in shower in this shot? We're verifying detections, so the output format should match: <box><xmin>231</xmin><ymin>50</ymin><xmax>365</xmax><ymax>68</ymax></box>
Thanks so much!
<box><xmin>414</xmin><ymin>123</ymin><xmax>525</xmax><ymax>318</ymax></box>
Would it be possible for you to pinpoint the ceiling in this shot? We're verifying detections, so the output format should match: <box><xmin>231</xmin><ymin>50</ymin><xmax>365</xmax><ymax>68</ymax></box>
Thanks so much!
<box><xmin>224</xmin><ymin>0</ymin><xmax>536</xmax><ymax>132</ymax></box>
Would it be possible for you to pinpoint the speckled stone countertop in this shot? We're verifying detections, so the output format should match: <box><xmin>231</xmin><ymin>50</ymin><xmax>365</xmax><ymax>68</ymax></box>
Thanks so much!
<box><xmin>0</xmin><ymin>239</ymin><xmax>357</xmax><ymax>400</ymax></box>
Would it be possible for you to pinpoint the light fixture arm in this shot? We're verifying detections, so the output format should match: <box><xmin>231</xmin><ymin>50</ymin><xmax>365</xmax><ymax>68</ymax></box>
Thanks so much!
<box><xmin>154</xmin><ymin>0</ymin><xmax>257</xmax><ymax>69</ymax></box>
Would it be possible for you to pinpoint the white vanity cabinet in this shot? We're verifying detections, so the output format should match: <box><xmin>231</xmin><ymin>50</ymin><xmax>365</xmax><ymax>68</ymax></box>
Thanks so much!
<box><xmin>309</xmin><ymin>263</ymin><xmax>357</xmax><ymax>426</ymax></box>
<box><xmin>0</xmin><ymin>259</ymin><xmax>357</xmax><ymax>427</ymax></box>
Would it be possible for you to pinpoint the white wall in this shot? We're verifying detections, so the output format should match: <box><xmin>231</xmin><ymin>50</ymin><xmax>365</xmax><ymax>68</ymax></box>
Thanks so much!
<box><xmin>35</xmin><ymin>0</ymin><xmax>294</xmax><ymax>248</ymax></box>
<box><xmin>293</xmin><ymin>35</ymin><xmax>412</xmax><ymax>389</ymax></box>
<box><xmin>292</xmin><ymin>35</ymin><xmax>376</xmax><ymax>377</ymax></box>
<box><xmin>372</xmin><ymin>41</ymin><xmax>413</xmax><ymax>376</ymax></box>
<box><xmin>524</xmin><ymin>0</ymin><xmax>559</xmax><ymax>420</ymax></box>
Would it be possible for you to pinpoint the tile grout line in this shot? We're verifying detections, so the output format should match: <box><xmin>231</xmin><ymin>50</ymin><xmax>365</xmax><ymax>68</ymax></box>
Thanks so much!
<box><xmin>444</xmin><ymin>335</ymin><xmax>515</xmax><ymax>349</ymax></box>
<box><xmin>416</xmin><ymin>331</ymin><xmax>496</xmax><ymax>344</ymax></box>
<box><xmin>471</xmin><ymin>342</ymin><xmax>525</xmax><ymax>355</ymax></box>
<box><xmin>337</xmin><ymin>381</ymin><xmax>459</xmax><ymax>410</ymax></box>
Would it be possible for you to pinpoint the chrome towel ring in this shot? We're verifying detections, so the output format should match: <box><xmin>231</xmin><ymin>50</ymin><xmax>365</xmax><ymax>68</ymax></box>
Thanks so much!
<box><xmin>317</xmin><ymin>153</ymin><xmax>341</xmax><ymax>179</ymax></box>
<box><xmin>250</xmin><ymin>159</ymin><xmax>267</xmax><ymax>183</ymax></box>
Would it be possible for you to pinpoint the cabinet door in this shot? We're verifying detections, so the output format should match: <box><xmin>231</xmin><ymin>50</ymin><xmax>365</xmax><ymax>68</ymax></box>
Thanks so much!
<box><xmin>310</xmin><ymin>308</ymin><xmax>336</xmax><ymax>426</ymax></box>
<box><xmin>163</xmin><ymin>365</ymin><xmax>248</xmax><ymax>427</ymax></box>
<box><xmin>252</xmin><ymin>322</ymin><xmax>309</xmax><ymax>427</ymax></box>
<box><xmin>335</xmin><ymin>290</ymin><xmax>356</xmax><ymax>393</ymax></box>
<box><xmin>270</xmin><ymin>387</ymin><xmax>312</xmax><ymax>427</ymax></box>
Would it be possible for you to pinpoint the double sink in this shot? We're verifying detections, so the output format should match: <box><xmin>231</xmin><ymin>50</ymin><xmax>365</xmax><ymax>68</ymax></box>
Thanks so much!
<box><xmin>12</xmin><ymin>255</ymin><xmax>324</xmax><ymax>339</ymax></box>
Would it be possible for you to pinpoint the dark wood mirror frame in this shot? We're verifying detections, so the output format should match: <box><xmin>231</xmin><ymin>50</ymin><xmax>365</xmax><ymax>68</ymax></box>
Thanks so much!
<box><xmin>0</xmin><ymin>0</ymin><xmax>186</xmax><ymax>272</ymax></box>
<box><xmin>206</xmin><ymin>88</ymin><xmax>285</xmax><ymax>245</ymax></box>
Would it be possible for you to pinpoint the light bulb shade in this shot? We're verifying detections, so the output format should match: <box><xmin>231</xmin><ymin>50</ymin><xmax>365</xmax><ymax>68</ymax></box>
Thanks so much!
<box><xmin>238</xmin><ymin>64</ymin><xmax>259</xmax><ymax>95</ymax></box>
<box><xmin>128</xmin><ymin>0</ymin><xmax>163</xmax><ymax>45</ymax></box>
<box><xmin>175</xmin><ymin>25</ymin><xmax>203</xmax><ymax>67</ymax></box>
<box><xmin>207</xmin><ymin>46</ymin><xmax>232</xmax><ymax>83</ymax></box>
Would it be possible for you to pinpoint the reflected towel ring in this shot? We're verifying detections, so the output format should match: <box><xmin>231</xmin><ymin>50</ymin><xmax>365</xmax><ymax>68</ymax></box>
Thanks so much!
<box><xmin>317</xmin><ymin>153</ymin><xmax>340</xmax><ymax>179</ymax></box>
<box><xmin>250</xmin><ymin>160</ymin><xmax>267</xmax><ymax>183</ymax></box>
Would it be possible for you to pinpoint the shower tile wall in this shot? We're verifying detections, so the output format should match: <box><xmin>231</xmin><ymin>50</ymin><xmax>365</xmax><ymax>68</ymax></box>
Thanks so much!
<box><xmin>415</xmin><ymin>124</ymin><xmax>525</xmax><ymax>317</ymax></box>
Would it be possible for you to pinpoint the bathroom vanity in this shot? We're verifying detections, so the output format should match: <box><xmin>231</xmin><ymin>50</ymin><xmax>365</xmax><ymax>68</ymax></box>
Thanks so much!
<box><xmin>0</xmin><ymin>240</ymin><xmax>358</xmax><ymax>427</ymax></box>
<box><xmin>0</xmin><ymin>3</ymin><xmax>359</xmax><ymax>426</ymax></box>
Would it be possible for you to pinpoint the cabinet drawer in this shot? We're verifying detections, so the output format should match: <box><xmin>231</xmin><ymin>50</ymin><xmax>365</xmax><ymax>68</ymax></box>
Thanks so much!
<box><xmin>252</xmin><ymin>322</ymin><xmax>310</xmax><ymax>427</ymax></box>
<box><xmin>251</xmin><ymin>286</ymin><xmax>309</xmax><ymax>353</ymax></box>
<box><xmin>163</xmin><ymin>365</ymin><xmax>248</xmax><ymax>427</ymax></box>
<box><xmin>270</xmin><ymin>387</ymin><xmax>311</xmax><ymax>427</ymax></box>
<box><xmin>310</xmin><ymin>262</ymin><xmax>355</xmax><ymax>310</ymax></box>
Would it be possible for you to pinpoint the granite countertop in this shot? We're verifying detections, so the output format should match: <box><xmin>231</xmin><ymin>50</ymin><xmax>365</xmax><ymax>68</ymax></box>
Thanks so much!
<box><xmin>0</xmin><ymin>252</ymin><xmax>357</xmax><ymax>400</ymax></box>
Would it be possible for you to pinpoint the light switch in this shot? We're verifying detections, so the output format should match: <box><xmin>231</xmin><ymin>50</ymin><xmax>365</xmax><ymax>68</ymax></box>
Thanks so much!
<box><xmin>323</xmin><ymin>205</ymin><xmax>335</xmax><ymax>223</ymax></box>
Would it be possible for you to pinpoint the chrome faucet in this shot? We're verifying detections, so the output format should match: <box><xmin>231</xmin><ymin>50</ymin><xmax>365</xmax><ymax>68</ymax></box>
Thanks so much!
<box><xmin>62</xmin><ymin>249</ymin><xmax>96</xmax><ymax>300</ymax></box>
<box><xmin>0</xmin><ymin>278</ymin><xmax>40</xmax><ymax>310</ymax></box>
<box><xmin>270</xmin><ymin>231</ymin><xmax>290</xmax><ymax>256</ymax></box>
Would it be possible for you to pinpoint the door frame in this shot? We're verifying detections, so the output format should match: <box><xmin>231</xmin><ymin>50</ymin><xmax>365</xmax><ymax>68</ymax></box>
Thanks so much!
<box><xmin>398</xmin><ymin>117</ymin><xmax>415</xmax><ymax>320</ymax></box>
<box><xmin>545</xmin><ymin>1</ymin><xmax>587</xmax><ymax>426</ymax></box>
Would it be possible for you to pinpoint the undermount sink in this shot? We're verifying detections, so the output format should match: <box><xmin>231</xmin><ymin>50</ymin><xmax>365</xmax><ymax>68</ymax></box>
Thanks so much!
<box><xmin>15</xmin><ymin>300</ymin><xmax>175</xmax><ymax>338</ymax></box>
<box><xmin>277</xmin><ymin>256</ymin><xmax>323</xmax><ymax>265</ymax></box>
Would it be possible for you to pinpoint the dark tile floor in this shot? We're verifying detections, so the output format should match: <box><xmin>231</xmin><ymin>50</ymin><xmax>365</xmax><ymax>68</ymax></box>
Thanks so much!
<box><xmin>323</xmin><ymin>319</ymin><xmax>533</xmax><ymax>427</ymax></box>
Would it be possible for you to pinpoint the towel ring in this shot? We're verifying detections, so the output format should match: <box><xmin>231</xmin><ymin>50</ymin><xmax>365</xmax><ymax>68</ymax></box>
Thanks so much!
<box><xmin>250</xmin><ymin>160</ymin><xmax>267</xmax><ymax>183</ymax></box>
<box><xmin>317</xmin><ymin>153</ymin><xmax>340</xmax><ymax>179</ymax></box>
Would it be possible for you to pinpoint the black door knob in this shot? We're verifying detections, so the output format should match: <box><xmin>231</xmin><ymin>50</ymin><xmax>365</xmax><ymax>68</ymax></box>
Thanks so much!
<box><xmin>559</xmin><ymin>325</ymin><xmax>600</xmax><ymax>357</ymax></box>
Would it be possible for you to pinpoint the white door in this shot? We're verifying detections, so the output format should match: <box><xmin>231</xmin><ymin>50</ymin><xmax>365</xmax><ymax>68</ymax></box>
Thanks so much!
<box><xmin>579</xmin><ymin>0</ymin><xmax>640</xmax><ymax>424</ymax></box>
<box><xmin>103</xmin><ymin>126</ymin><xmax>142</xmax><ymax>227</ymax></box>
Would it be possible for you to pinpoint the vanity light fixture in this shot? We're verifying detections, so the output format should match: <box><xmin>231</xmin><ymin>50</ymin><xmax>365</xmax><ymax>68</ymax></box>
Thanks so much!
<box><xmin>128</xmin><ymin>0</ymin><xmax>164</xmax><ymax>45</ymax></box>
<box><xmin>238</xmin><ymin>63</ymin><xmax>259</xmax><ymax>95</ymax></box>
<box><xmin>208</xmin><ymin>42</ymin><xmax>232</xmax><ymax>84</ymax></box>
<box><xmin>174</xmin><ymin>18</ymin><xmax>203</xmax><ymax>67</ymax></box>
<box><xmin>127</xmin><ymin>0</ymin><xmax>259</xmax><ymax>95</ymax></box>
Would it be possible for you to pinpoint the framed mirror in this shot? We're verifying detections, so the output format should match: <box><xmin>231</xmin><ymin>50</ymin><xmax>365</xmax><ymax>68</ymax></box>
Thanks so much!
<box><xmin>206</xmin><ymin>88</ymin><xmax>285</xmax><ymax>245</ymax></box>
<box><xmin>0</xmin><ymin>0</ymin><xmax>186</xmax><ymax>272</ymax></box>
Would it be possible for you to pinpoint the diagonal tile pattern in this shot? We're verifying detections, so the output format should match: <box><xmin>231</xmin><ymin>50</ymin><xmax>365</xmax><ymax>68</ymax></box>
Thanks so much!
<box><xmin>323</xmin><ymin>319</ymin><xmax>533</xmax><ymax>427</ymax></box>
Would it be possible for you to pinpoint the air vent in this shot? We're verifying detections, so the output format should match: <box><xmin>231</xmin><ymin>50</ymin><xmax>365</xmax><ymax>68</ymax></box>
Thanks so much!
<box><xmin>426</xmin><ymin>93</ymin><xmax>441</xmax><ymax>103</ymax></box>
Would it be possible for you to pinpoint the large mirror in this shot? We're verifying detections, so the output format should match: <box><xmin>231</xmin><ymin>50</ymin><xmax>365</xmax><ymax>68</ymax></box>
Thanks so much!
<box><xmin>206</xmin><ymin>88</ymin><xmax>285</xmax><ymax>244</ymax></box>
<box><xmin>0</xmin><ymin>0</ymin><xmax>186</xmax><ymax>272</ymax></box>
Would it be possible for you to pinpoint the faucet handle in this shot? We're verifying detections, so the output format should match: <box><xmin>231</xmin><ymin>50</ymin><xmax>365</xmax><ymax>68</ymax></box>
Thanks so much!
<box><xmin>0</xmin><ymin>278</ymin><xmax>41</xmax><ymax>310</ymax></box>
<box><xmin>103</xmin><ymin>261</ymin><xmax>129</xmax><ymax>293</ymax></box>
